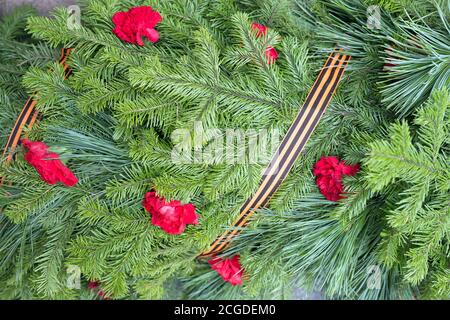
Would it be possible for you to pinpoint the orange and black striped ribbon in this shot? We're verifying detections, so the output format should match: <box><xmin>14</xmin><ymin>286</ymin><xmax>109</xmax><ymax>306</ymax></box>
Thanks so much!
<box><xmin>200</xmin><ymin>49</ymin><xmax>351</xmax><ymax>257</ymax></box>
<box><xmin>0</xmin><ymin>48</ymin><xmax>72</xmax><ymax>185</ymax></box>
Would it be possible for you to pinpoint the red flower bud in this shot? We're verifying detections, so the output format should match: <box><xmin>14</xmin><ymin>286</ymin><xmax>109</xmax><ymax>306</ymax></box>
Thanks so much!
<box><xmin>251</xmin><ymin>22</ymin><xmax>268</xmax><ymax>38</ymax></box>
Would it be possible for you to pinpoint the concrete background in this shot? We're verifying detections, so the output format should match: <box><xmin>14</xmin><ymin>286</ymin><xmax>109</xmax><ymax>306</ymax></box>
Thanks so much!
<box><xmin>0</xmin><ymin>0</ymin><xmax>324</xmax><ymax>300</ymax></box>
<box><xmin>0</xmin><ymin>0</ymin><xmax>76</xmax><ymax>15</ymax></box>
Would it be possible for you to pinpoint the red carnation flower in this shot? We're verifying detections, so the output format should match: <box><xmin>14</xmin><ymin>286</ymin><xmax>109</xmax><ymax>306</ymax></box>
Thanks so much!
<box><xmin>208</xmin><ymin>255</ymin><xmax>243</xmax><ymax>286</ymax></box>
<box><xmin>22</xmin><ymin>139</ymin><xmax>78</xmax><ymax>187</ymax></box>
<box><xmin>251</xmin><ymin>22</ymin><xmax>267</xmax><ymax>37</ymax></box>
<box><xmin>313</xmin><ymin>156</ymin><xmax>360</xmax><ymax>202</ymax></box>
<box><xmin>265</xmin><ymin>46</ymin><xmax>279</xmax><ymax>64</ymax></box>
<box><xmin>112</xmin><ymin>6</ymin><xmax>162</xmax><ymax>46</ymax></box>
<box><xmin>143</xmin><ymin>191</ymin><xmax>199</xmax><ymax>235</ymax></box>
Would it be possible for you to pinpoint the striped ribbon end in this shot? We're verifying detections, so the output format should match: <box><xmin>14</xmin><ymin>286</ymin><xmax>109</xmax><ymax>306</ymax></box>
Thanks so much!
<box><xmin>0</xmin><ymin>48</ymin><xmax>73</xmax><ymax>186</ymax></box>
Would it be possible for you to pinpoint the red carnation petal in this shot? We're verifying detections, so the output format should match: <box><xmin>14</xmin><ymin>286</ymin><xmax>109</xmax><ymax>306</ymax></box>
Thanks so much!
<box><xmin>208</xmin><ymin>256</ymin><xmax>222</xmax><ymax>267</ymax></box>
<box><xmin>135</xmin><ymin>30</ymin><xmax>145</xmax><ymax>46</ymax></box>
<box><xmin>144</xmin><ymin>28</ymin><xmax>160</xmax><ymax>43</ymax></box>
<box><xmin>112</xmin><ymin>11</ymin><xmax>127</xmax><ymax>25</ymax></box>
<box><xmin>113</xmin><ymin>28</ymin><xmax>133</xmax><ymax>43</ymax></box>
<box><xmin>265</xmin><ymin>47</ymin><xmax>279</xmax><ymax>64</ymax></box>
<box><xmin>129</xmin><ymin>6</ymin><xmax>162</xmax><ymax>26</ymax></box>
<box><xmin>342</xmin><ymin>163</ymin><xmax>360</xmax><ymax>176</ymax></box>
<box><xmin>208</xmin><ymin>255</ymin><xmax>243</xmax><ymax>286</ymax></box>
<box><xmin>57</xmin><ymin>164</ymin><xmax>78</xmax><ymax>187</ymax></box>
<box><xmin>143</xmin><ymin>191</ymin><xmax>165</xmax><ymax>214</ymax></box>
<box><xmin>181</xmin><ymin>203</ymin><xmax>198</xmax><ymax>225</ymax></box>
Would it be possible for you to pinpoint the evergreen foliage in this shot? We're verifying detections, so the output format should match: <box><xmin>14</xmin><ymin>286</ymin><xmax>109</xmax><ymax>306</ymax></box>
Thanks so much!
<box><xmin>0</xmin><ymin>0</ymin><xmax>448</xmax><ymax>300</ymax></box>
<box><xmin>365</xmin><ymin>89</ymin><xmax>449</xmax><ymax>297</ymax></box>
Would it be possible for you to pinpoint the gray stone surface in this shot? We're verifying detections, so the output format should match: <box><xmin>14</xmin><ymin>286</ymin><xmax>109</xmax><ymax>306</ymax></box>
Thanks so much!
<box><xmin>293</xmin><ymin>288</ymin><xmax>324</xmax><ymax>300</ymax></box>
<box><xmin>0</xmin><ymin>0</ymin><xmax>76</xmax><ymax>15</ymax></box>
